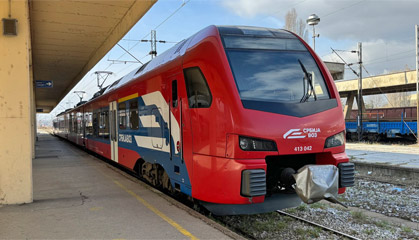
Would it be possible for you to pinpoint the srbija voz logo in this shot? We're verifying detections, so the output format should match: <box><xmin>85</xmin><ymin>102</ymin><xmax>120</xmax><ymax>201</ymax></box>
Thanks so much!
<box><xmin>283</xmin><ymin>128</ymin><xmax>321</xmax><ymax>139</ymax></box>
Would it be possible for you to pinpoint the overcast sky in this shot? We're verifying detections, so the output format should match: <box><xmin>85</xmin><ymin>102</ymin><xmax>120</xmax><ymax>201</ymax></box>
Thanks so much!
<box><xmin>43</xmin><ymin>0</ymin><xmax>419</xmax><ymax>120</ymax></box>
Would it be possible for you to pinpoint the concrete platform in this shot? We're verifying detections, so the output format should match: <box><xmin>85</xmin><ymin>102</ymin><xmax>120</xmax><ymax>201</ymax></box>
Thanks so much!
<box><xmin>0</xmin><ymin>133</ymin><xmax>240</xmax><ymax>239</ymax></box>
<box><xmin>346</xmin><ymin>143</ymin><xmax>419</xmax><ymax>169</ymax></box>
<box><xmin>346</xmin><ymin>143</ymin><xmax>419</xmax><ymax>183</ymax></box>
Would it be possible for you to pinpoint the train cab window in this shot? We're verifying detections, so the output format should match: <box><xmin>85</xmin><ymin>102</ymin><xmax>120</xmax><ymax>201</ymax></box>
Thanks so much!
<box><xmin>172</xmin><ymin>80</ymin><xmax>178</xmax><ymax>108</ymax></box>
<box><xmin>129</xmin><ymin>99</ymin><xmax>139</xmax><ymax>130</ymax></box>
<box><xmin>118</xmin><ymin>102</ymin><xmax>127</xmax><ymax>129</ymax></box>
<box><xmin>222</xmin><ymin>36</ymin><xmax>330</xmax><ymax>103</ymax></box>
<box><xmin>183</xmin><ymin>67</ymin><xmax>212</xmax><ymax>108</ymax></box>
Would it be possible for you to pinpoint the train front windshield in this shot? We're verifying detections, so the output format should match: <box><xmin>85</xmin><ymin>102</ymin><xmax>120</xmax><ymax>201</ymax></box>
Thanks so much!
<box><xmin>223</xmin><ymin>36</ymin><xmax>330</xmax><ymax>103</ymax></box>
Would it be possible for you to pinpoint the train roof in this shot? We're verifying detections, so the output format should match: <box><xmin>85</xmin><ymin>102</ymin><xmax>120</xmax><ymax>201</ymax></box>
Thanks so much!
<box><xmin>216</xmin><ymin>26</ymin><xmax>296</xmax><ymax>39</ymax></box>
<box><xmin>103</xmin><ymin>33</ymin><xmax>193</xmax><ymax>95</ymax></box>
<box><xmin>54</xmin><ymin>26</ymin><xmax>300</xmax><ymax>118</ymax></box>
<box><xmin>102</xmin><ymin>25</ymin><xmax>296</xmax><ymax>95</ymax></box>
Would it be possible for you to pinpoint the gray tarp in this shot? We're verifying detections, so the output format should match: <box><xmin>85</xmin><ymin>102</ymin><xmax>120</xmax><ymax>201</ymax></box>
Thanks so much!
<box><xmin>293</xmin><ymin>165</ymin><xmax>339</xmax><ymax>204</ymax></box>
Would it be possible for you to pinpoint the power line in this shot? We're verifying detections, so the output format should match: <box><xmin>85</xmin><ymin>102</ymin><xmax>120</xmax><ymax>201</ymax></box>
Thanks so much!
<box><xmin>108</xmin><ymin>0</ymin><xmax>191</xmax><ymax>67</ymax></box>
<box><xmin>265</xmin><ymin>0</ymin><xmax>308</xmax><ymax>18</ymax></box>
<box><xmin>122</xmin><ymin>39</ymin><xmax>178</xmax><ymax>44</ymax></box>
<box><xmin>363</xmin><ymin>55</ymin><xmax>415</xmax><ymax>66</ymax></box>
<box><xmin>331</xmin><ymin>47</ymin><xmax>359</xmax><ymax>77</ymax></box>
<box><xmin>151</xmin><ymin>0</ymin><xmax>191</xmax><ymax>35</ymax></box>
<box><xmin>322</xmin><ymin>0</ymin><xmax>367</xmax><ymax>19</ymax></box>
<box><xmin>116</xmin><ymin>43</ymin><xmax>143</xmax><ymax>64</ymax></box>
<box><xmin>55</xmin><ymin>0</ymin><xmax>194</xmax><ymax>114</ymax></box>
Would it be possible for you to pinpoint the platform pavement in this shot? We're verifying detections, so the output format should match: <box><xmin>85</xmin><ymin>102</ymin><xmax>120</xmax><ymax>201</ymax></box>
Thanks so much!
<box><xmin>0</xmin><ymin>133</ymin><xmax>241</xmax><ymax>239</ymax></box>
<box><xmin>346</xmin><ymin>143</ymin><xmax>419</xmax><ymax>169</ymax></box>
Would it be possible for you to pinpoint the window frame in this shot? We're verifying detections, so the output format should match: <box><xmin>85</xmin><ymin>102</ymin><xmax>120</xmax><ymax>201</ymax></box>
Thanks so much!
<box><xmin>172</xmin><ymin>80</ymin><xmax>178</xmax><ymax>108</ymax></box>
<box><xmin>129</xmin><ymin>99</ymin><xmax>139</xmax><ymax>130</ymax></box>
<box><xmin>183</xmin><ymin>67</ymin><xmax>213</xmax><ymax>108</ymax></box>
<box><xmin>118</xmin><ymin>102</ymin><xmax>127</xmax><ymax>130</ymax></box>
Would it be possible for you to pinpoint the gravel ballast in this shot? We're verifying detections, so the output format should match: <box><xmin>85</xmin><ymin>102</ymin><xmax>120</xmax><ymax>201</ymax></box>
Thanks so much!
<box><xmin>341</xmin><ymin>178</ymin><xmax>419</xmax><ymax>222</ymax></box>
<box><xmin>216</xmin><ymin>176</ymin><xmax>419</xmax><ymax>239</ymax></box>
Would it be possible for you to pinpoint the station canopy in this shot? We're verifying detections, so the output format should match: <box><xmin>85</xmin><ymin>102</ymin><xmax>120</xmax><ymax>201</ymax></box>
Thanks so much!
<box><xmin>32</xmin><ymin>0</ymin><xmax>156</xmax><ymax>113</ymax></box>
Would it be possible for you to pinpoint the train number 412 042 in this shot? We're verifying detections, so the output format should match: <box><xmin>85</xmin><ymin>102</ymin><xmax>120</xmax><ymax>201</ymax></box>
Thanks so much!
<box><xmin>294</xmin><ymin>146</ymin><xmax>312</xmax><ymax>152</ymax></box>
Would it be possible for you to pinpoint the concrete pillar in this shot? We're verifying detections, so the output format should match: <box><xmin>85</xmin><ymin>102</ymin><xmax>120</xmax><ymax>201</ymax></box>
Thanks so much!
<box><xmin>359</xmin><ymin>95</ymin><xmax>367</xmax><ymax>112</ymax></box>
<box><xmin>0</xmin><ymin>0</ymin><xmax>33</xmax><ymax>204</ymax></box>
<box><xmin>344</xmin><ymin>92</ymin><xmax>355</xmax><ymax>120</ymax></box>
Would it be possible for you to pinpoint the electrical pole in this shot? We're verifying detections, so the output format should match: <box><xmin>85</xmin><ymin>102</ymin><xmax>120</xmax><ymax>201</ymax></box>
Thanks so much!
<box><xmin>141</xmin><ymin>30</ymin><xmax>168</xmax><ymax>59</ymax></box>
<box><xmin>357</xmin><ymin>42</ymin><xmax>363</xmax><ymax>142</ymax></box>
<box><xmin>150</xmin><ymin>30</ymin><xmax>157</xmax><ymax>58</ymax></box>
<box><xmin>415</xmin><ymin>25</ymin><xmax>419</xmax><ymax>144</ymax></box>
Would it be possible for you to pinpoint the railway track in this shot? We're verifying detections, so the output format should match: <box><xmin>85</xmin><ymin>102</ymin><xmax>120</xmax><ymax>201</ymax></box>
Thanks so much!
<box><xmin>111</xmin><ymin>156</ymin><xmax>364</xmax><ymax>240</ymax></box>
<box><xmin>276</xmin><ymin>210</ymin><xmax>361</xmax><ymax>240</ymax></box>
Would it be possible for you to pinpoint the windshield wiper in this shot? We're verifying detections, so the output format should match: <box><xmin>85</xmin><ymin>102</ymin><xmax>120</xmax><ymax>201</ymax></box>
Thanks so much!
<box><xmin>298</xmin><ymin>59</ymin><xmax>317</xmax><ymax>103</ymax></box>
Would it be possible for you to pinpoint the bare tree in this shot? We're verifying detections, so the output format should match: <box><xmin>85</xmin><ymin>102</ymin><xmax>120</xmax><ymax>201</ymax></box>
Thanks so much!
<box><xmin>284</xmin><ymin>8</ymin><xmax>308</xmax><ymax>41</ymax></box>
<box><xmin>386</xmin><ymin>92</ymin><xmax>412</xmax><ymax>107</ymax></box>
<box><xmin>365</xmin><ymin>95</ymin><xmax>386</xmax><ymax>109</ymax></box>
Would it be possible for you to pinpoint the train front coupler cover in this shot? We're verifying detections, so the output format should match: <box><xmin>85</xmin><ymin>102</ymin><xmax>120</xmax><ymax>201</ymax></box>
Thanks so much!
<box><xmin>293</xmin><ymin>164</ymin><xmax>350</xmax><ymax>208</ymax></box>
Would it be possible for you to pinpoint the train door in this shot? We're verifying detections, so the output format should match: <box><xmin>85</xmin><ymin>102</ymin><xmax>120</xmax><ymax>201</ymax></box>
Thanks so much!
<box><xmin>182</xmin><ymin>67</ymin><xmax>213</xmax><ymax>156</ymax></box>
<box><xmin>170</xmin><ymin>79</ymin><xmax>181</xmax><ymax>160</ymax></box>
<box><xmin>109</xmin><ymin>101</ymin><xmax>118</xmax><ymax>162</ymax></box>
<box><xmin>167</xmin><ymin>75</ymin><xmax>193</xmax><ymax>193</ymax></box>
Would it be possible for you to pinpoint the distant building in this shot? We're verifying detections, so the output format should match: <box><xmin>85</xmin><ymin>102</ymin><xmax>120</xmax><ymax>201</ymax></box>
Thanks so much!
<box><xmin>324</xmin><ymin>61</ymin><xmax>345</xmax><ymax>80</ymax></box>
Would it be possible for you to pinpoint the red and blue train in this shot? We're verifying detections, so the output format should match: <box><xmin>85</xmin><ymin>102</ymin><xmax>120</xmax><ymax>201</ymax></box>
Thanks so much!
<box><xmin>53</xmin><ymin>25</ymin><xmax>354</xmax><ymax>215</ymax></box>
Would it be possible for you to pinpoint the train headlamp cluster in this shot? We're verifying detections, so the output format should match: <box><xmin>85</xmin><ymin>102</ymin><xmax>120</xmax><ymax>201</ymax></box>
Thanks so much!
<box><xmin>324</xmin><ymin>131</ymin><xmax>345</xmax><ymax>148</ymax></box>
<box><xmin>239</xmin><ymin>136</ymin><xmax>277</xmax><ymax>151</ymax></box>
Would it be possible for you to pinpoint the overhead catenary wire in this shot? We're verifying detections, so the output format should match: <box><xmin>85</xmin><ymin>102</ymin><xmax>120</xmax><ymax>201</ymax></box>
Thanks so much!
<box><xmin>122</xmin><ymin>39</ymin><xmax>178</xmax><ymax>44</ymax></box>
<box><xmin>116</xmin><ymin>43</ymin><xmax>143</xmax><ymax>64</ymax></box>
<box><xmin>324</xmin><ymin>48</ymin><xmax>415</xmax><ymax>68</ymax></box>
<box><xmin>264</xmin><ymin>0</ymin><xmax>308</xmax><ymax>19</ymax></box>
<box><xmin>331</xmin><ymin>46</ymin><xmax>417</xmax><ymax>138</ymax></box>
<box><xmin>321</xmin><ymin>0</ymin><xmax>367</xmax><ymax>19</ymax></box>
<box><xmin>53</xmin><ymin>0</ymin><xmax>191</xmax><ymax>113</ymax></box>
<box><xmin>331</xmin><ymin>48</ymin><xmax>359</xmax><ymax>77</ymax></box>
<box><xmin>363</xmin><ymin>53</ymin><xmax>415</xmax><ymax>66</ymax></box>
<box><xmin>107</xmin><ymin>0</ymin><xmax>191</xmax><ymax>67</ymax></box>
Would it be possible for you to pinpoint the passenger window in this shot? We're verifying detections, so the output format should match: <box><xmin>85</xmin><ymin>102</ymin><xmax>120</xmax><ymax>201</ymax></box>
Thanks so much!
<box><xmin>100</xmin><ymin>110</ymin><xmax>109</xmax><ymax>138</ymax></box>
<box><xmin>183</xmin><ymin>67</ymin><xmax>212</xmax><ymax>108</ymax></box>
<box><xmin>69</xmin><ymin>113</ymin><xmax>73</xmax><ymax>133</ymax></box>
<box><xmin>85</xmin><ymin>112</ymin><xmax>93</xmax><ymax>136</ymax></box>
<box><xmin>93</xmin><ymin>111</ymin><xmax>99</xmax><ymax>137</ymax></box>
<box><xmin>172</xmin><ymin>80</ymin><xmax>178</xmax><ymax>108</ymax></box>
<box><xmin>118</xmin><ymin>102</ymin><xmax>127</xmax><ymax>129</ymax></box>
<box><xmin>129</xmin><ymin>99</ymin><xmax>139</xmax><ymax>130</ymax></box>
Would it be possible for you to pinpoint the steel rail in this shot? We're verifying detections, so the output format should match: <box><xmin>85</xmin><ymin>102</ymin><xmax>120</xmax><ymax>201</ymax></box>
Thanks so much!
<box><xmin>276</xmin><ymin>210</ymin><xmax>362</xmax><ymax>240</ymax></box>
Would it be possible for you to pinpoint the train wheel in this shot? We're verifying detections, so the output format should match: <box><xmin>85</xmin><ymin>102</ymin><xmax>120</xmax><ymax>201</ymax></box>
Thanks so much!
<box><xmin>162</xmin><ymin>171</ymin><xmax>175</xmax><ymax>194</ymax></box>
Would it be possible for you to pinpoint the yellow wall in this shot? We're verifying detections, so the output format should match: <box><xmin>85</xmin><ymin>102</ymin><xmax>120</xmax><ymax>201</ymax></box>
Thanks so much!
<box><xmin>0</xmin><ymin>0</ymin><xmax>33</xmax><ymax>204</ymax></box>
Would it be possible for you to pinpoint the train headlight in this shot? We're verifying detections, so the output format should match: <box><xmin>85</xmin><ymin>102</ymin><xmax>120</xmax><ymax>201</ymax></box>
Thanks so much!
<box><xmin>239</xmin><ymin>136</ymin><xmax>277</xmax><ymax>151</ymax></box>
<box><xmin>324</xmin><ymin>131</ymin><xmax>345</xmax><ymax>148</ymax></box>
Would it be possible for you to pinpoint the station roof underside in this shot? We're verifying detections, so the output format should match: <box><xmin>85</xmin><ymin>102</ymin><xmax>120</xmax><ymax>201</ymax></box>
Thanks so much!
<box><xmin>336</xmin><ymin>70</ymin><xmax>417</xmax><ymax>98</ymax></box>
<box><xmin>32</xmin><ymin>0</ymin><xmax>156</xmax><ymax>113</ymax></box>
